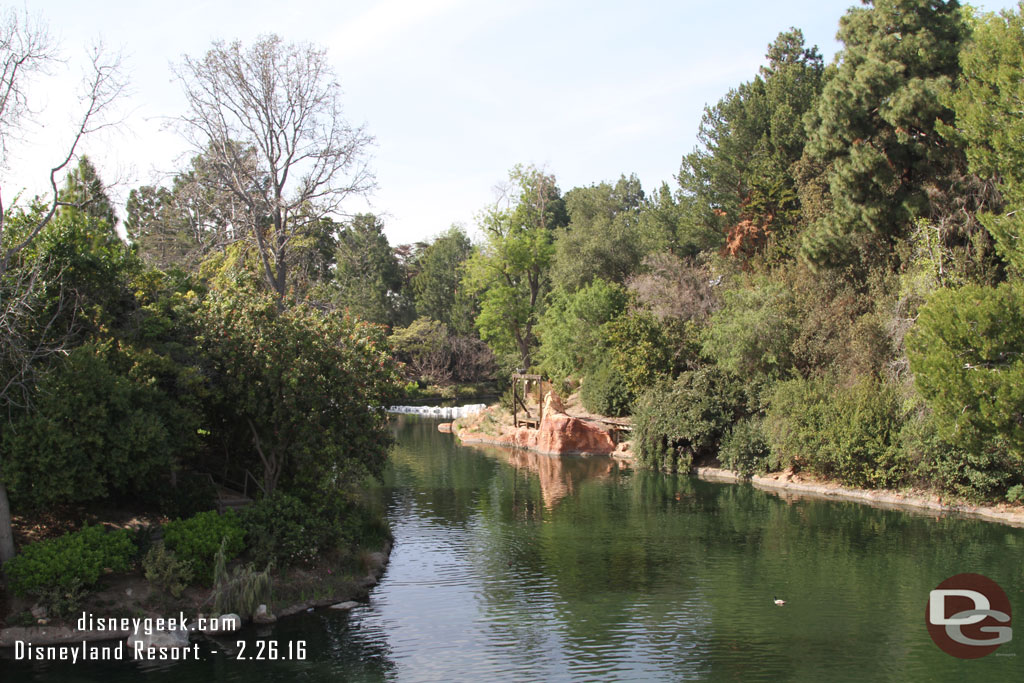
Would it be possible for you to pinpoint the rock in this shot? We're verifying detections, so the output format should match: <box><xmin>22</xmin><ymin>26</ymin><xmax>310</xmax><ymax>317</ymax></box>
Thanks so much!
<box><xmin>437</xmin><ymin>422</ymin><xmax>453</xmax><ymax>433</ymax></box>
<box><xmin>330</xmin><ymin>601</ymin><xmax>359</xmax><ymax>611</ymax></box>
<box><xmin>253</xmin><ymin>604</ymin><xmax>277</xmax><ymax>625</ymax></box>
<box><xmin>125</xmin><ymin>588</ymin><xmax>133</xmax><ymax>597</ymax></box>
<box><xmin>202</xmin><ymin>613</ymin><xmax>241</xmax><ymax>634</ymax></box>
<box><xmin>126</xmin><ymin>627</ymin><xmax>190</xmax><ymax>653</ymax></box>
<box><xmin>30</xmin><ymin>604</ymin><xmax>47</xmax><ymax>620</ymax></box>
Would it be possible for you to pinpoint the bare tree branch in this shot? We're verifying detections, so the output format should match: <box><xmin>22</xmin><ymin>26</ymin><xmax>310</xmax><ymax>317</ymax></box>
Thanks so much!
<box><xmin>174</xmin><ymin>35</ymin><xmax>375</xmax><ymax>301</ymax></box>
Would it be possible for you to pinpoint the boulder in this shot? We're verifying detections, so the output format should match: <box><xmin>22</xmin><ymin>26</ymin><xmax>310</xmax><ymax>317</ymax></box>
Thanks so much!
<box><xmin>437</xmin><ymin>422</ymin><xmax>453</xmax><ymax>433</ymax></box>
<box><xmin>329</xmin><ymin>601</ymin><xmax>359</xmax><ymax>611</ymax></box>
<box><xmin>253</xmin><ymin>604</ymin><xmax>277</xmax><ymax>625</ymax></box>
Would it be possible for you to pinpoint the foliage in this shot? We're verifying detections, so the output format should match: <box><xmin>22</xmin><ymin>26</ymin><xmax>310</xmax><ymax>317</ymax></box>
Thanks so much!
<box><xmin>633</xmin><ymin>368</ymin><xmax>744</xmax><ymax>472</ymax></box>
<box><xmin>411</xmin><ymin>225</ymin><xmax>476</xmax><ymax>334</ymax></box>
<box><xmin>4</xmin><ymin>524</ymin><xmax>134</xmax><ymax>601</ymax></box>
<box><xmin>679</xmin><ymin>29</ymin><xmax>823</xmax><ymax>258</ymax></box>
<box><xmin>162</xmin><ymin>510</ymin><xmax>245</xmax><ymax>584</ymax></box>
<box><xmin>241</xmin><ymin>492</ymin><xmax>337</xmax><ymax>568</ymax></box>
<box><xmin>602</xmin><ymin>312</ymin><xmax>697</xmax><ymax>398</ymax></box>
<box><xmin>719</xmin><ymin>417</ymin><xmax>771</xmax><ymax>477</ymax></box>
<box><xmin>536</xmin><ymin>278</ymin><xmax>627</xmax><ymax>384</ymax></box>
<box><xmin>211</xmin><ymin>538</ymin><xmax>272</xmax><ymax>619</ymax></box>
<box><xmin>900</xmin><ymin>405</ymin><xmax>1019</xmax><ymax>502</ymax></box>
<box><xmin>331</xmin><ymin>213</ymin><xmax>408</xmax><ymax>326</ymax></box>
<box><xmin>549</xmin><ymin>174</ymin><xmax>653</xmax><ymax>291</ymax></box>
<box><xmin>1</xmin><ymin>341</ymin><xmax>194</xmax><ymax>509</ymax></box>
<box><xmin>802</xmin><ymin>0</ymin><xmax>968</xmax><ymax>264</ymax></box>
<box><xmin>142</xmin><ymin>542</ymin><xmax>193</xmax><ymax>598</ymax></box>
<box><xmin>702</xmin><ymin>280</ymin><xmax>798</xmax><ymax>381</ymax></box>
<box><xmin>942</xmin><ymin>5</ymin><xmax>1024</xmax><ymax>274</ymax></box>
<box><xmin>907</xmin><ymin>282</ymin><xmax>1024</xmax><ymax>462</ymax></box>
<box><xmin>579</xmin><ymin>363</ymin><xmax>632</xmax><ymax>418</ymax></box>
<box><xmin>464</xmin><ymin>165</ymin><xmax>567</xmax><ymax>370</ymax></box>
<box><xmin>766</xmin><ymin>377</ymin><xmax>907</xmax><ymax>488</ymax></box>
<box><xmin>197</xmin><ymin>286</ymin><xmax>400</xmax><ymax>495</ymax></box>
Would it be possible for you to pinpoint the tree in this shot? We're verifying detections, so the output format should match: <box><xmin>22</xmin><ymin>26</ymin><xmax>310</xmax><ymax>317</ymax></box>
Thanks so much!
<box><xmin>942</xmin><ymin>4</ymin><xmax>1024</xmax><ymax>274</ymax></box>
<box><xmin>331</xmin><ymin>213</ymin><xmax>405</xmax><ymax>326</ymax></box>
<box><xmin>411</xmin><ymin>225</ymin><xmax>474</xmax><ymax>334</ymax></box>
<box><xmin>126</xmin><ymin>148</ymin><xmax>244</xmax><ymax>271</ymax></box>
<box><xmin>679</xmin><ymin>29</ymin><xmax>823</xmax><ymax>259</ymax></box>
<box><xmin>175</xmin><ymin>34</ymin><xmax>374</xmax><ymax>303</ymax></box>
<box><xmin>198</xmin><ymin>287</ymin><xmax>399</xmax><ymax>496</ymax></box>
<box><xmin>801</xmin><ymin>0</ymin><xmax>968</xmax><ymax>265</ymax></box>
<box><xmin>0</xmin><ymin>8</ymin><xmax>125</xmax><ymax>564</ymax></box>
<box><xmin>535</xmin><ymin>278</ymin><xmax>627</xmax><ymax>384</ymax></box>
<box><xmin>907</xmin><ymin>283</ymin><xmax>1024</xmax><ymax>463</ymax></box>
<box><xmin>549</xmin><ymin>174</ymin><xmax>651</xmax><ymax>291</ymax></box>
<box><xmin>464</xmin><ymin>165</ymin><xmax>567</xmax><ymax>370</ymax></box>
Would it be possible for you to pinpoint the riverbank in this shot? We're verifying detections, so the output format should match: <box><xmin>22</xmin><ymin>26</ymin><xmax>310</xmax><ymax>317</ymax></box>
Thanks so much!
<box><xmin>0</xmin><ymin>540</ymin><xmax>391</xmax><ymax>648</ymax></box>
<box><xmin>696</xmin><ymin>466</ymin><xmax>1024</xmax><ymax>528</ymax></box>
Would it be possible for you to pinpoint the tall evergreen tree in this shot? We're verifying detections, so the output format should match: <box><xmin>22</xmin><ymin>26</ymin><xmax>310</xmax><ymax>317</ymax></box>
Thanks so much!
<box><xmin>801</xmin><ymin>0</ymin><xmax>968</xmax><ymax>265</ymax></box>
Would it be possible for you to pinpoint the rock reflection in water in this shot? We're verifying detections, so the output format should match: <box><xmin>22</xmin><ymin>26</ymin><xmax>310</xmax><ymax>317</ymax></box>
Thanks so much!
<box><xmin>475</xmin><ymin>445</ymin><xmax>622</xmax><ymax>509</ymax></box>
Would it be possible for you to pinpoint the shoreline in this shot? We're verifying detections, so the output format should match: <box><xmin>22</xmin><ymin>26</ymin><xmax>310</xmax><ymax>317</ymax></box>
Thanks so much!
<box><xmin>695</xmin><ymin>466</ymin><xmax>1024</xmax><ymax>528</ymax></box>
<box><xmin>0</xmin><ymin>541</ymin><xmax>391</xmax><ymax>649</ymax></box>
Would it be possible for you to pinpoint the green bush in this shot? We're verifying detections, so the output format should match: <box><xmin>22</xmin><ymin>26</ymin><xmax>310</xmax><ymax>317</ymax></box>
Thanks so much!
<box><xmin>633</xmin><ymin>367</ymin><xmax>744</xmax><ymax>472</ymax></box>
<box><xmin>162</xmin><ymin>510</ymin><xmax>245</xmax><ymax>583</ymax></box>
<box><xmin>4</xmin><ymin>524</ymin><xmax>134</xmax><ymax>603</ymax></box>
<box><xmin>766</xmin><ymin>377</ymin><xmax>907</xmax><ymax>488</ymax></box>
<box><xmin>242</xmin><ymin>492</ymin><xmax>336</xmax><ymax>568</ymax></box>
<box><xmin>142</xmin><ymin>542</ymin><xmax>193</xmax><ymax>598</ymax></box>
<box><xmin>719</xmin><ymin>417</ymin><xmax>771</xmax><ymax>477</ymax></box>
<box><xmin>902</xmin><ymin>407</ymin><xmax>1020</xmax><ymax>502</ymax></box>
<box><xmin>580</xmin><ymin>363</ymin><xmax>633</xmax><ymax>417</ymax></box>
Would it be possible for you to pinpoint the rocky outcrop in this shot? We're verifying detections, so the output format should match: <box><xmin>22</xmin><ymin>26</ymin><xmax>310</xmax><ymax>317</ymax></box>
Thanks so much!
<box><xmin>457</xmin><ymin>393</ymin><xmax>617</xmax><ymax>456</ymax></box>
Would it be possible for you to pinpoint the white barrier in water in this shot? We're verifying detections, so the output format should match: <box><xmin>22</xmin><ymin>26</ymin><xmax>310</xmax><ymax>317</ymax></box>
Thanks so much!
<box><xmin>388</xmin><ymin>404</ymin><xmax>487</xmax><ymax>420</ymax></box>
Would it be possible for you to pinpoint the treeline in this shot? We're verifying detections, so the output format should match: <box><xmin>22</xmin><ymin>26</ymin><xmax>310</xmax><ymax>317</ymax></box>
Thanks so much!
<box><xmin>377</xmin><ymin>1</ymin><xmax>1023</xmax><ymax>503</ymax></box>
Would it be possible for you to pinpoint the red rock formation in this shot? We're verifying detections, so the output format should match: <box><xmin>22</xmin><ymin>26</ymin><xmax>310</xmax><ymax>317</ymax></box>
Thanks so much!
<box><xmin>457</xmin><ymin>393</ymin><xmax>617</xmax><ymax>456</ymax></box>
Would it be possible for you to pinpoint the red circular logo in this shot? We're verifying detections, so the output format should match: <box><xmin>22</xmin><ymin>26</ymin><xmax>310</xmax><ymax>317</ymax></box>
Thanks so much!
<box><xmin>926</xmin><ymin>573</ymin><xmax>1012</xmax><ymax>659</ymax></box>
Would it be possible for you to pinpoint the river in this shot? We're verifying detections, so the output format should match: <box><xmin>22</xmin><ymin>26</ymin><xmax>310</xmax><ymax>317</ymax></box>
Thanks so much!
<box><xmin>3</xmin><ymin>414</ymin><xmax>1022</xmax><ymax>681</ymax></box>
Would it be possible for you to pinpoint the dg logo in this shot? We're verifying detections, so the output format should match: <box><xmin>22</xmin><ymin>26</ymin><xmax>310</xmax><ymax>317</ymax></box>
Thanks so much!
<box><xmin>927</xmin><ymin>573</ymin><xmax>1012</xmax><ymax>659</ymax></box>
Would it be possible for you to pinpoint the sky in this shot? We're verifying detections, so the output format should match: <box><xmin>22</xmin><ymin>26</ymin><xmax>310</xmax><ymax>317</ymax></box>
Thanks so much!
<box><xmin>2</xmin><ymin>0</ymin><xmax>1019</xmax><ymax>246</ymax></box>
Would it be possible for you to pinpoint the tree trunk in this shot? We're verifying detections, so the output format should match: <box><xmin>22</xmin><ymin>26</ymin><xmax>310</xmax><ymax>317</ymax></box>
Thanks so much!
<box><xmin>0</xmin><ymin>480</ymin><xmax>16</xmax><ymax>564</ymax></box>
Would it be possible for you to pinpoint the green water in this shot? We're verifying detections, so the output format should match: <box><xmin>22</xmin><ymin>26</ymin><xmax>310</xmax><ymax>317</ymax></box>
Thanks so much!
<box><xmin>3</xmin><ymin>414</ymin><xmax>1023</xmax><ymax>681</ymax></box>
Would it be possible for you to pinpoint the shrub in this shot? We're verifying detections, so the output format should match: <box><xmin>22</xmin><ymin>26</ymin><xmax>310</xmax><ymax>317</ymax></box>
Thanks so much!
<box><xmin>162</xmin><ymin>509</ymin><xmax>245</xmax><ymax>584</ymax></box>
<box><xmin>580</xmin><ymin>363</ymin><xmax>632</xmax><ymax>417</ymax></box>
<box><xmin>212</xmin><ymin>539</ymin><xmax>272</xmax><ymax>619</ymax></box>
<box><xmin>719</xmin><ymin>417</ymin><xmax>771</xmax><ymax>477</ymax></box>
<box><xmin>633</xmin><ymin>367</ymin><xmax>744</xmax><ymax>472</ymax></box>
<box><xmin>242</xmin><ymin>492</ymin><xmax>336</xmax><ymax>568</ymax></box>
<box><xmin>142</xmin><ymin>542</ymin><xmax>193</xmax><ymax>598</ymax></box>
<box><xmin>902</xmin><ymin>407</ymin><xmax>1020</xmax><ymax>502</ymax></box>
<box><xmin>766</xmin><ymin>377</ymin><xmax>907</xmax><ymax>488</ymax></box>
<box><xmin>5</xmin><ymin>525</ymin><xmax>134</xmax><ymax>605</ymax></box>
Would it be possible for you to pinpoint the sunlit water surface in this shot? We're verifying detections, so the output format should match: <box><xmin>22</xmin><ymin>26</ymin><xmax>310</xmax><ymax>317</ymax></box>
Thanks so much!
<box><xmin>3</xmin><ymin>415</ymin><xmax>1023</xmax><ymax>681</ymax></box>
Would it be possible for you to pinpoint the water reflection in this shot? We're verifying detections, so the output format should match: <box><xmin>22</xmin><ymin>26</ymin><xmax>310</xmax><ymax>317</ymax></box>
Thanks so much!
<box><xmin>468</xmin><ymin>442</ymin><xmax>621</xmax><ymax>509</ymax></box>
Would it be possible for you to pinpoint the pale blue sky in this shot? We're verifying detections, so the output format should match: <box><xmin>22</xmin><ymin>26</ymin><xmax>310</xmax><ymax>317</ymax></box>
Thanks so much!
<box><xmin>4</xmin><ymin>0</ymin><xmax>1018</xmax><ymax>245</ymax></box>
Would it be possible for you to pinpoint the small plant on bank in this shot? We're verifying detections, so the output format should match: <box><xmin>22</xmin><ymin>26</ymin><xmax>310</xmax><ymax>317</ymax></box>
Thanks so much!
<box><xmin>4</xmin><ymin>524</ymin><xmax>134</xmax><ymax>614</ymax></box>
<box><xmin>162</xmin><ymin>509</ymin><xmax>245</xmax><ymax>584</ymax></box>
<box><xmin>211</xmin><ymin>539</ymin><xmax>272</xmax><ymax>619</ymax></box>
<box><xmin>142</xmin><ymin>542</ymin><xmax>193</xmax><ymax>597</ymax></box>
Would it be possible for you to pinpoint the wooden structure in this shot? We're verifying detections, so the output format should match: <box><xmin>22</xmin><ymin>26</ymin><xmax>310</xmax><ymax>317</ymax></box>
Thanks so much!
<box><xmin>511</xmin><ymin>373</ymin><xmax>543</xmax><ymax>429</ymax></box>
